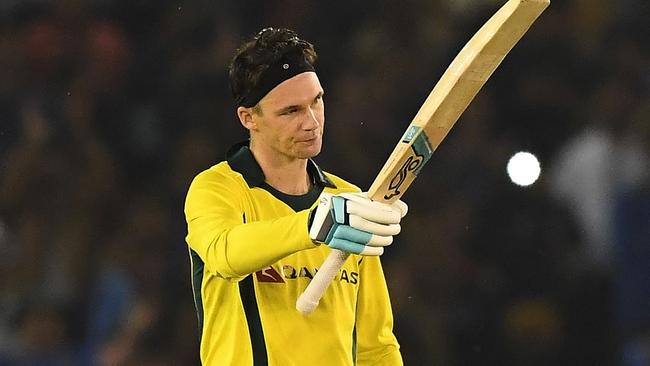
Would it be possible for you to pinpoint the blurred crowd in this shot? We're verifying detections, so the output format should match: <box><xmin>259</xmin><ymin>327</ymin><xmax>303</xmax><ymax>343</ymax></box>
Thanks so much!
<box><xmin>0</xmin><ymin>0</ymin><xmax>648</xmax><ymax>365</ymax></box>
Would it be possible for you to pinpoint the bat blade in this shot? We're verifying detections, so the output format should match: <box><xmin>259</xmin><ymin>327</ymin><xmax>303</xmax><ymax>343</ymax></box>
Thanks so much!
<box><xmin>296</xmin><ymin>0</ymin><xmax>550</xmax><ymax>315</ymax></box>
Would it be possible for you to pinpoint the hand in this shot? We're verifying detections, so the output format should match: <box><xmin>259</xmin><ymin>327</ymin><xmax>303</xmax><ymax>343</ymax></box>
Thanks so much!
<box><xmin>308</xmin><ymin>192</ymin><xmax>408</xmax><ymax>256</ymax></box>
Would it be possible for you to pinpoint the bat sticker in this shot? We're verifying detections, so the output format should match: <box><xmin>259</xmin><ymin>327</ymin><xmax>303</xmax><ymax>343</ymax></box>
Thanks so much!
<box><xmin>384</xmin><ymin>152</ymin><xmax>422</xmax><ymax>200</ymax></box>
<box><xmin>401</xmin><ymin>125</ymin><xmax>420</xmax><ymax>143</ymax></box>
<box><xmin>384</xmin><ymin>130</ymin><xmax>433</xmax><ymax>200</ymax></box>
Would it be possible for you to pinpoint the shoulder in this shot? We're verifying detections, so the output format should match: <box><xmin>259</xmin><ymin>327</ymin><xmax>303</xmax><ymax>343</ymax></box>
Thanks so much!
<box><xmin>187</xmin><ymin>161</ymin><xmax>250</xmax><ymax>195</ymax></box>
<box><xmin>191</xmin><ymin>161</ymin><xmax>242</xmax><ymax>184</ymax></box>
<box><xmin>185</xmin><ymin>161</ymin><xmax>251</xmax><ymax>212</ymax></box>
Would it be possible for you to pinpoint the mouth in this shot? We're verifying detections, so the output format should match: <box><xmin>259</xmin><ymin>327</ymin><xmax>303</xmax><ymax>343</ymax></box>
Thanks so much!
<box><xmin>297</xmin><ymin>136</ymin><xmax>318</xmax><ymax>143</ymax></box>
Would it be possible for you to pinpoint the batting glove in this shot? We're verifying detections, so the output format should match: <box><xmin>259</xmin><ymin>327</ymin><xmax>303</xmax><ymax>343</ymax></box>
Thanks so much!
<box><xmin>308</xmin><ymin>192</ymin><xmax>408</xmax><ymax>256</ymax></box>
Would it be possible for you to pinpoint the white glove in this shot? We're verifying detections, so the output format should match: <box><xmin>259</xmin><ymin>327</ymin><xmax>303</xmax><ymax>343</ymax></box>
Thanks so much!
<box><xmin>308</xmin><ymin>192</ymin><xmax>408</xmax><ymax>256</ymax></box>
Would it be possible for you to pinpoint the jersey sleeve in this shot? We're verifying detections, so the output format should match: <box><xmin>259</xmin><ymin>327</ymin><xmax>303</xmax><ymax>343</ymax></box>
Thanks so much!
<box><xmin>184</xmin><ymin>167</ymin><xmax>317</xmax><ymax>280</ymax></box>
<box><xmin>355</xmin><ymin>256</ymin><xmax>403</xmax><ymax>365</ymax></box>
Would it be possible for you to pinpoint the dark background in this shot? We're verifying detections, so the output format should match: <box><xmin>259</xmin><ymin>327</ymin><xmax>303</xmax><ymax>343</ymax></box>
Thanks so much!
<box><xmin>1</xmin><ymin>0</ymin><xmax>648</xmax><ymax>365</ymax></box>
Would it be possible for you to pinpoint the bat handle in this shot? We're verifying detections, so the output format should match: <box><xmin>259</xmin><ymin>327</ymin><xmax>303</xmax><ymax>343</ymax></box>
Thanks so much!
<box><xmin>296</xmin><ymin>249</ymin><xmax>350</xmax><ymax>315</ymax></box>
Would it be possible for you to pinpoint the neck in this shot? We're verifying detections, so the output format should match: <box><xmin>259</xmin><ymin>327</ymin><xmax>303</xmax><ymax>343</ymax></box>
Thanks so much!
<box><xmin>250</xmin><ymin>143</ymin><xmax>311</xmax><ymax>195</ymax></box>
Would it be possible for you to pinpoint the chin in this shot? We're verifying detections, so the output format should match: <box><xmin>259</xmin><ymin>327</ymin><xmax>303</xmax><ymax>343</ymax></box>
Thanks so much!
<box><xmin>294</xmin><ymin>140</ymin><xmax>322</xmax><ymax>159</ymax></box>
<box><xmin>297</xmin><ymin>147</ymin><xmax>321</xmax><ymax>159</ymax></box>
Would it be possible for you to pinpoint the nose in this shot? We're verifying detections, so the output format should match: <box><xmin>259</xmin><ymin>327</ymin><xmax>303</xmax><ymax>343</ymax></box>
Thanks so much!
<box><xmin>303</xmin><ymin>106</ymin><xmax>320</xmax><ymax>131</ymax></box>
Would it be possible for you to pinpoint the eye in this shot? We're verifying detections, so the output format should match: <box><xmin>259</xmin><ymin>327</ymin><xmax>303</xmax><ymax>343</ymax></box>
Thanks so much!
<box><xmin>282</xmin><ymin>107</ymin><xmax>299</xmax><ymax>115</ymax></box>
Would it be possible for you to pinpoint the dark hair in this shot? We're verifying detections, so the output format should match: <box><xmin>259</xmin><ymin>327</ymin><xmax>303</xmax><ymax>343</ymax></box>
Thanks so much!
<box><xmin>228</xmin><ymin>28</ymin><xmax>317</xmax><ymax>108</ymax></box>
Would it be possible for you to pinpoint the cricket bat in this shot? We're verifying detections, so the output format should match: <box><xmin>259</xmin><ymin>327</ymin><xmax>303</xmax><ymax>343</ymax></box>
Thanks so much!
<box><xmin>296</xmin><ymin>0</ymin><xmax>550</xmax><ymax>315</ymax></box>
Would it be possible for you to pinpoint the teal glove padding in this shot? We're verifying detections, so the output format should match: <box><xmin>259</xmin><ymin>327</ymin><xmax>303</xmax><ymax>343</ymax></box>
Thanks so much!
<box><xmin>308</xmin><ymin>192</ymin><xmax>408</xmax><ymax>256</ymax></box>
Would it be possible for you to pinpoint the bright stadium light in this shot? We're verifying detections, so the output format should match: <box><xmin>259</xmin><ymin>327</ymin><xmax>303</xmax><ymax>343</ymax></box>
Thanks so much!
<box><xmin>507</xmin><ymin>151</ymin><xmax>541</xmax><ymax>186</ymax></box>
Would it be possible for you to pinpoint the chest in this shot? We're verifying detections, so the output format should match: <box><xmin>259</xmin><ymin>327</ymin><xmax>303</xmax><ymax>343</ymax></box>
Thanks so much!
<box><xmin>242</xmin><ymin>188</ymin><xmax>362</xmax><ymax>315</ymax></box>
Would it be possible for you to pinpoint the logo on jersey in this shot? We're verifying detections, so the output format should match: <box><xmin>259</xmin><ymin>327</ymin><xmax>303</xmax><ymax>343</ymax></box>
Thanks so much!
<box><xmin>256</xmin><ymin>265</ymin><xmax>358</xmax><ymax>285</ymax></box>
<box><xmin>255</xmin><ymin>266</ymin><xmax>285</xmax><ymax>283</ymax></box>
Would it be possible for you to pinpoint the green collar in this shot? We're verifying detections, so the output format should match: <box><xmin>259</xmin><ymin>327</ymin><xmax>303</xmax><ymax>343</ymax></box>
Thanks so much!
<box><xmin>226</xmin><ymin>141</ymin><xmax>337</xmax><ymax>189</ymax></box>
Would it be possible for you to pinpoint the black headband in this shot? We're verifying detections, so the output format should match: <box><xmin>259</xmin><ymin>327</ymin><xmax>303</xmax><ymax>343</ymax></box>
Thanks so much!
<box><xmin>237</xmin><ymin>51</ymin><xmax>315</xmax><ymax>107</ymax></box>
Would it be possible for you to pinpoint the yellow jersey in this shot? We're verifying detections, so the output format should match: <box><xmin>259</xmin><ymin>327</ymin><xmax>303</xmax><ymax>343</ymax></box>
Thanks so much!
<box><xmin>184</xmin><ymin>142</ymin><xmax>402</xmax><ymax>365</ymax></box>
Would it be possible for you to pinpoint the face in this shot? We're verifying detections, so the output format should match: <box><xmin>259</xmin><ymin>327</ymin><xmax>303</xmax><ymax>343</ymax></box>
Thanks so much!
<box><xmin>239</xmin><ymin>72</ymin><xmax>325</xmax><ymax>160</ymax></box>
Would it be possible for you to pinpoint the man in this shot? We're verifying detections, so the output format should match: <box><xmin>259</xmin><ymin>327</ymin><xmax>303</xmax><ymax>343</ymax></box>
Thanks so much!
<box><xmin>184</xmin><ymin>27</ymin><xmax>408</xmax><ymax>365</ymax></box>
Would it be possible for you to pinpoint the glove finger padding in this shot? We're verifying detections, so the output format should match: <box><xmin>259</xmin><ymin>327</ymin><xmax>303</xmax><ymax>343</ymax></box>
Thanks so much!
<box><xmin>391</xmin><ymin>199</ymin><xmax>409</xmax><ymax>218</ymax></box>
<box><xmin>331</xmin><ymin>225</ymin><xmax>394</xmax><ymax>247</ymax></box>
<box><xmin>341</xmin><ymin>193</ymin><xmax>407</xmax><ymax>224</ymax></box>
<box><xmin>349</xmin><ymin>215</ymin><xmax>401</xmax><ymax>237</ymax></box>
<box><xmin>328</xmin><ymin>238</ymin><xmax>384</xmax><ymax>256</ymax></box>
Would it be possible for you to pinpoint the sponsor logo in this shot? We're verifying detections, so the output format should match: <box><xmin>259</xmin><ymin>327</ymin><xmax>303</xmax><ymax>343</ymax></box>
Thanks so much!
<box><xmin>255</xmin><ymin>266</ymin><xmax>285</xmax><ymax>283</ymax></box>
<box><xmin>255</xmin><ymin>265</ymin><xmax>358</xmax><ymax>285</ymax></box>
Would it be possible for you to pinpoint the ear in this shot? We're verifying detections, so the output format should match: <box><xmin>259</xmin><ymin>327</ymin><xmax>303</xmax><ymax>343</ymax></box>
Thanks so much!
<box><xmin>237</xmin><ymin>106</ymin><xmax>257</xmax><ymax>131</ymax></box>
